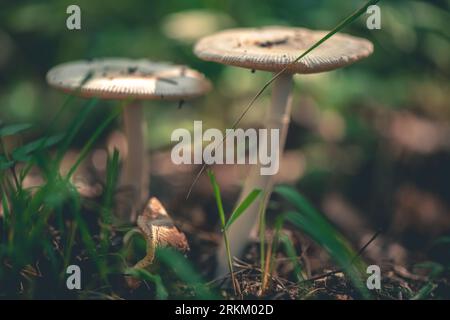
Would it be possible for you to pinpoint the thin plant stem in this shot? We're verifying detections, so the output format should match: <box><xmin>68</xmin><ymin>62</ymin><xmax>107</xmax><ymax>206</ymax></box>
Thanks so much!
<box><xmin>258</xmin><ymin>191</ymin><xmax>270</xmax><ymax>285</ymax></box>
<box><xmin>0</xmin><ymin>138</ymin><xmax>20</xmax><ymax>190</ymax></box>
<box><xmin>66</xmin><ymin>105</ymin><xmax>123</xmax><ymax>180</ymax></box>
<box><xmin>222</xmin><ymin>230</ymin><xmax>239</xmax><ymax>296</ymax></box>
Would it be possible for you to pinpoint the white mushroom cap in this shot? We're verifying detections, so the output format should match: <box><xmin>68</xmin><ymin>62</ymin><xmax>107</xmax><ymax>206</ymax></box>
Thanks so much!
<box><xmin>46</xmin><ymin>58</ymin><xmax>211</xmax><ymax>100</ymax></box>
<box><xmin>194</xmin><ymin>26</ymin><xmax>373</xmax><ymax>73</ymax></box>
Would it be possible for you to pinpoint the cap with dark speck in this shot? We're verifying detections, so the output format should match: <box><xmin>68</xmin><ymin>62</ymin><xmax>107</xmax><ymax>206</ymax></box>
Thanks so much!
<box><xmin>194</xmin><ymin>26</ymin><xmax>373</xmax><ymax>74</ymax></box>
<box><xmin>46</xmin><ymin>58</ymin><xmax>211</xmax><ymax>100</ymax></box>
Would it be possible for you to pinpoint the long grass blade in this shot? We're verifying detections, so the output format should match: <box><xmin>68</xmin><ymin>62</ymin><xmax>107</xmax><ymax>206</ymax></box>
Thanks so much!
<box><xmin>125</xmin><ymin>268</ymin><xmax>168</xmax><ymax>299</ymax></box>
<box><xmin>0</xmin><ymin>124</ymin><xmax>32</xmax><ymax>137</ymax></box>
<box><xmin>207</xmin><ymin>170</ymin><xmax>226</xmax><ymax>228</ymax></box>
<box><xmin>275</xmin><ymin>185</ymin><xmax>370</xmax><ymax>298</ymax></box>
<box><xmin>55</xmin><ymin>98</ymin><xmax>98</xmax><ymax>163</ymax></box>
<box><xmin>224</xmin><ymin>188</ymin><xmax>261</xmax><ymax>230</ymax></box>
<box><xmin>157</xmin><ymin>248</ymin><xmax>219</xmax><ymax>299</ymax></box>
<box><xmin>280</xmin><ymin>234</ymin><xmax>304</xmax><ymax>282</ymax></box>
<box><xmin>66</xmin><ymin>105</ymin><xmax>122</xmax><ymax>180</ymax></box>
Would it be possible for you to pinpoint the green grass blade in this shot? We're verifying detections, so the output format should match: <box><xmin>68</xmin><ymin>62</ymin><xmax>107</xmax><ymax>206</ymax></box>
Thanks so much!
<box><xmin>280</xmin><ymin>233</ymin><xmax>304</xmax><ymax>282</ymax></box>
<box><xmin>66</xmin><ymin>106</ymin><xmax>122</xmax><ymax>180</ymax></box>
<box><xmin>224</xmin><ymin>188</ymin><xmax>261</xmax><ymax>231</ymax></box>
<box><xmin>69</xmin><ymin>186</ymin><xmax>109</xmax><ymax>282</ymax></box>
<box><xmin>125</xmin><ymin>268</ymin><xmax>168</xmax><ymax>299</ymax></box>
<box><xmin>414</xmin><ymin>261</ymin><xmax>444</xmax><ymax>280</ymax></box>
<box><xmin>261</xmin><ymin>212</ymin><xmax>285</xmax><ymax>290</ymax></box>
<box><xmin>17</xmin><ymin>93</ymin><xmax>77</xmax><ymax>181</ymax></box>
<box><xmin>1</xmin><ymin>190</ymin><xmax>10</xmax><ymax>233</ymax></box>
<box><xmin>12</xmin><ymin>134</ymin><xmax>64</xmax><ymax>162</ymax></box>
<box><xmin>0</xmin><ymin>124</ymin><xmax>32</xmax><ymax>137</ymax></box>
<box><xmin>286</xmin><ymin>210</ymin><xmax>369</xmax><ymax>298</ymax></box>
<box><xmin>100</xmin><ymin>149</ymin><xmax>120</xmax><ymax>252</ymax></box>
<box><xmin>412</xmin><ymin>283</ymin><xmax>438</xmax><ymax>300</ymax></box>
<box><xmin>157</xmin><ymin>248</ymin><xmax>220</xmax><ymax>300</ymax></box>
<box><xmin>55</xmin><ymin>98</ymin><xmax>98</xmax><ymax>163</ymax></box>
<box><xmin>258</xmin><ymin>191</ymin><xmax>270</xmax><ymax>272</ymax></box>
<box><xmin>207</xmin><ymin>169</ymin><xmax>226</xmax><ymax>228</ymax></box>
<box><xmin>63</xmin><ymin>220</ymin><xmax>78</xmax><ymax>272</ymax></box>
<box><xmin>275</xmin><ymin>185</ymin><xmax>370</xmax><ymax>298</ymax></box>
<box><xmin>0</xmin><ymin>156</ymin><xmax>14</xmax><ymax>170</ymax></box>
<box><xmin>289</xmin><ymin>0</ymin><xmax>380</xmax><ymax>65</ymax></box>
<box><xmin>275</xmin><ymin>185</ymin><xmax>346</xmax><ymax>240</ymax></box>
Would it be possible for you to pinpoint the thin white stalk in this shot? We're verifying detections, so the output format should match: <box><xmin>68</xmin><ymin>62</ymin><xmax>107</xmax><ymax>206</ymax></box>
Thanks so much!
<box><xmin>216</xmin><ymin>73</ymin><xmax>294</xmax><ymax>276</ymax></box>
<box><xmin>121</xmin><ymin>102</ymin><xmax>149</xmax><ymax>222</ymax></box>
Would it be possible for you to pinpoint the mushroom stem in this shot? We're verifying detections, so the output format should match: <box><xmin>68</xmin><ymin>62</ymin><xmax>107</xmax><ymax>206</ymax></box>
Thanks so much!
<box><xmin>121</xmin><ymin>101</ymin><xmax>149</xmax><ymax>222</ymax></box>
<box><xmin>216</xmin><ymin>73</ymin><xmax>293</xmax><ymax>276</ymax></box>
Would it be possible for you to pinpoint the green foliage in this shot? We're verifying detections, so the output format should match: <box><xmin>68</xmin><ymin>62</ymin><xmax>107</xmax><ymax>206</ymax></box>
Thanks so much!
<box><xmin>0</xmin><ymin>100</ymin><xmax>218</xmax><ymax>299</ymax></box>
<box><xmin>0</xmin><ymin>0</ymin><xmax>448</xmax><ymax>300</ymax></box>
<box><xmin>0</xmin><ymin>98</ymin><xmax>121</xmax><ymax>298</ymax></box>
<box><xmin>156</xmin><ymin>248</ymin><xmax>219</xmax><ymax>300</ymax></box>
<box><xmin>125</xmin><ymin>268</ymin><xmax>168</xmax><ymax>300</ymax></box>
<box><xmin>274</xmin><ymin>185</ymin><xmax>370</xmax><ymax>298</ymax></box>
<box><xmin>208</xmin><ymin>169</ymin><xmax>262</xmax><ymax>231</ymax></box>
<box><xmin>225</xmin><ymin>189</ymin><xmax>261</xmax><ymax>231</ymax></box>
<box><xmin>0</xmin><ymin>124</ymin><xmax>32</xmax><ymax>137</ymax></box>
<box><xmin>411</xmin><ymin>283</ymin><xmax>438</xmax><ymax>300</ymax></box>
<box><xmin>280</xmin><ymin>233</ymin><xmax>305</xmax><ymax>282</ymax></box>
<box><xmin>208</xmin><ymin>169</ymin><xmax>261</xmax><ymax>295</ymax></box>
<box><xmin>100</xmin><ymin>149</ymin><xmax>120</xmax><ymax>253</ymax></box>
<box><xmin>12</xmin><ymin>134</ymin><xmax>64</xmax><ymax>162</ymax></box>
<box><xmin>410</xmin><ymin>261</ymin><xmax>445</xmax><ymax>300</ymax></box>
<box><xmin>207</xmin><ymin>169</ymin><xmax>226</xmax><ymax>228</ymax></box>
<box><xmin>66</xmin><ymin>105</ymin><xmax>122</xmax><ymax>179</ymax></box>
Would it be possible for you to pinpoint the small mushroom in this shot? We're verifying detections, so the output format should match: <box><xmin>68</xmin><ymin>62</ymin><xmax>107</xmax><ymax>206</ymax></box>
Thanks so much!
<box><xmin>126</xmin><ymin>197</ymin><xmax>189</xmax><ymax>289</ymax></box>
<box><xmin>194</xmin><ymin>26</ymin><xmax>373</xmax><ymax>276</ymax></box>
<box><xmin>46</xmin><ymin>58</ymin><xmax>211</xmax><ymax>221</ymax></box>
<box><xmin>136</xmin><ymin>197</ymin><xmax>189</xmax><ymax>265</ymax></box>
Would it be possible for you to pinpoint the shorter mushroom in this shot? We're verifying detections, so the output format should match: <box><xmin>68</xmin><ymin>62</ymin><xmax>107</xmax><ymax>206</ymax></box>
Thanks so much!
<box><xmin>46</xmin><ymin>58</ymin><xmax>211</xmax><ymax>221</ymax></box>
<box><xmin>134</xmin><ymin>197</ymin><xmax>190</xmax><ymax>269</ymax></box>
<box><xmin>125</xmin><ymin>197</ymin><xmax>189</xmax><ymax>289</ymax></box>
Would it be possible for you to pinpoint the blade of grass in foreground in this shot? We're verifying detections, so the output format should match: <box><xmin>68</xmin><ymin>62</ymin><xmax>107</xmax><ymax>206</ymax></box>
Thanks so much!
<box><xmin>66</xmin><ymin>105</ymin><xmax>122</xmax><ymax>180</ymax></box>
<box><xmin>55</xmin><ymin>98</ymin><xmax>99</xmax><ymax>163</ymax></box>
<box><xmin>157</xmin><ymin>248</ymin><xmax>220</xmax><ymax>300</ymax></box>
<box><xmin>224</xmin><ymin>189</ymin><xmax>261</xmax><ymax>231</ymax></box>
<box><xmin>69</xmin><ymin>186</ymin><xmax>109</xmax><ymax>283</ymax></box>
<box><xmin>125</xmin><ymin>268</ymin><xmax>168</xmax><ymax>299</ymax></box>
<box><xmin>100</xmin><ymin>149</ymin><xmax>120</xmax><ymax>253</ymax></box>
<box><xmin>12</xmin><ymin>134</ymin><xmax>64</xmax><ymax>162</ymax></box>
<box><xmin>274</xmin><ymin>185</ymin><xmax>370</xmax><ymax>299</ymax></box>
<box><xmin>280</xmin><ymin>233</ymin><xmax>305</xmax><ymax>282</ymax></box>
<box><xmin>0</xmin><ymin>123</ymin><xmax>33</xmax><ymax>137</ymax></box>
<box><xmin>207</xmin><ymin>169</ymin><xmax>240</xmax><ymax>295</ymax></box>
<box><xmin>18</xmin><ymin>93</ymin><xmax>78</xmax><ymax>181</ymax></box>
<box><xmin>186</xmin><ymin>0</ymin><xmax>382</xmax><ymax>198</ymax></box>
<box><xmin>207</xmin><ymin>170</ymin><xmax>226</xmax><ymax>228</ymax></box>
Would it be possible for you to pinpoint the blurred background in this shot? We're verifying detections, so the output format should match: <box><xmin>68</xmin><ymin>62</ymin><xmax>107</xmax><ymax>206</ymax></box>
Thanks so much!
<box><xmin>0</xmin><ymin>0</ymin><xmax>449</xmax><ymax>273</ymax></box>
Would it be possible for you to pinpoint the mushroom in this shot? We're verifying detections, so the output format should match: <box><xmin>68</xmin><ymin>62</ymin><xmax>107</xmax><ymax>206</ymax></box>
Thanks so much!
<box><xmin>126</xmin><ymin>196</ymin><xmax>189</xmax><ymax>289</ymax></box>
<box><xmin>194</xmin><ymin>26</ymin><xmax>373</xmax><ymax>275</ymax></box>
<box><xmin>133</xmin><ymin>197</ymin><xmax>190</xmax><ymax>268</ymax></box>
<box><xmin>46</xmin><ymin>58</ymin><xmax>211</xmax><ymax>221</ymax></box>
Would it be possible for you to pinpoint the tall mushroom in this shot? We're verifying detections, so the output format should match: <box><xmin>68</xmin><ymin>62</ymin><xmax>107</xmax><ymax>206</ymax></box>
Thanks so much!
<box><xmin>194</xmin><ymin>26</ymin><xmax>373</xmax><ymax>275</ymax></box>
<box><xmin>46</xmin><ymin>58</ymin><xmax>211</xmax><ymax>221</ymax></box>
